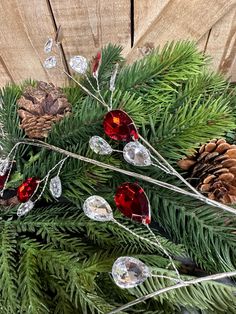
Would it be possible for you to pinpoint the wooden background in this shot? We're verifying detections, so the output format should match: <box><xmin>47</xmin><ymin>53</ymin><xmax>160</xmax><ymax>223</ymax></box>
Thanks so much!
<box><xmin>0</xmin><ymin>0</ymin><xmax>236</xmax><ymax>87</ymax></box>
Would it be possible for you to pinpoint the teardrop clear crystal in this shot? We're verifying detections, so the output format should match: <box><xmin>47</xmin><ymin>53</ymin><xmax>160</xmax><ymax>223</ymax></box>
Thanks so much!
<box><xmin>49</xmin><ymin>176</ymin><xmax>62</xmax><ymax>198</ymax></box>
<box><xmin>123</xmin><ymin>141</ymin><xmax>152</xmax><ymax>166</ymax></box>
<box><xmin>83</xmin><ymin>195</ymin><xmax>113</xmax><ymax>221</ymax></box>
<box><xmin>112</xmin><ymin>256</ymin><xmax>150</xmax><ymax>288</ymax></box>
<box><xmin>44</xmin><ymin>38</ymin><xmax>53</xmax><ymax>53</ymax></box>
<box><xmin>17</xmin><ymin>200</ymin><xmax>34</xmax><ymax>217</ymax></box>
<box><xmin>44</xmin><ymin>56</ymin><xmax>57</xmax><ymax>69</ymax></box>
<box><xmin>0</xmin><ymin>158</ymin><xmax>9</xmax><ymax>176</ymax></box>
<box><xmin>69</xmin><ymin>56</ymin><xmax>88</xmax><ymax>74</ymax></box>
<box><xmin>89</xmin><ymin>136</ymin><xmax>113</xmax><ymax>155</ymax></box>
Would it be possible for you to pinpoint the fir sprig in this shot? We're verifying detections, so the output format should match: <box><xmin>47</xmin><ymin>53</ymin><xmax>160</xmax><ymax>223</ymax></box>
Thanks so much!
<box><xmin>1</xmin><ymin>41</ymin><xmax>236</xmax><ymax>313</ymax></box>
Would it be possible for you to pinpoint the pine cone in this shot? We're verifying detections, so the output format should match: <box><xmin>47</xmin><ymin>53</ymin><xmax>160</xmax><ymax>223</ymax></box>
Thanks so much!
<box><xmin>178</xmin><ymin>139</ymin><xmax>236</xmax><ymax>204</ymax></box>
<box><xmin>17</xmin><ymin>81</ymin><xmax>71</xmax><ymax>139</ymax></box>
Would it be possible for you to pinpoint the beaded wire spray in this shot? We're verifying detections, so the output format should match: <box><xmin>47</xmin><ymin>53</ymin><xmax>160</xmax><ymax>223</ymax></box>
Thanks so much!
<box><xmin>1</xmin><ymin>26</ymin><xmax>236</xmax><ymax>311</ymax></box>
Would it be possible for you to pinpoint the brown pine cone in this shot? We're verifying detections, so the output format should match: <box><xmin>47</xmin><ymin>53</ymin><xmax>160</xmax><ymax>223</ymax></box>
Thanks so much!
<box><xmin>17</xmin><ymin>81</ymin><xmax>71</xmax><ymax>139</ymax></box>
<box><xmin>178</xmin><ymin>139</ymin><xmax>236</xmax><ymax>204</ymax></box>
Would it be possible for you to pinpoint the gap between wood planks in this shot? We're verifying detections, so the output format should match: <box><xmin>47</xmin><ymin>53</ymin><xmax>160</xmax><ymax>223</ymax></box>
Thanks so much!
<box><xmin>130</xmin><ymin>0</ymin><xmax>134</xmax><ymax>47</ymax></box>
<box><xmin>46</xmin><ymin>0</ymin><xmax>71</xmax><ymax>75</ymax></box>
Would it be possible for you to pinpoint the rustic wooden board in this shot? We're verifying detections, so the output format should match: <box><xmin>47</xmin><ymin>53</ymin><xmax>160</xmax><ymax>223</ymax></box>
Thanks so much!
<box><xmin>197</xmin><ymin>32</ymin><xmax>211</xmax><ymax>53</ymax></box>
<box><xmin>0</xmin><ymin>56</ymin><xmax>13</xmax><ymax>87</ymax></box>
<box><xmin>230</xmin><ymin>58</ymin><xmax>236</xmax><ymax>82</ymax></box>
<box><xmin>204</xmin><ymin>8</ymin><xmax>236</xmax><ymax>81</ymax></box>
<box><xmin>0</xmin><ymin>0</ymin><xmax>66</xmax><ymax>86</ymax></box>
<box><xmin>125</xmin><ymin>0</ymin><xmax>236</xmax><ymax>63</ymax></box>
<box><xmin>134</xmin><ymin>0</ymin><xmax>169</xmax><ymax>42</ymax></box>
<box><xmin>49</xmin><ymin>0</ymin><xmax>131</xmax><ymax>64</ymax></box>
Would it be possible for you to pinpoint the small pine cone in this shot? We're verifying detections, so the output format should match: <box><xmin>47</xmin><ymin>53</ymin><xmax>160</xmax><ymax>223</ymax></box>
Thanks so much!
<box><xmin>17</xmin><ymin>81</ymin><xmax>71</xmax><ymax>139</ymax></box>
<box><xmin>178</xmin><ymin>139</ymin><xmax>236</xmax><ymax>204</ymax></box>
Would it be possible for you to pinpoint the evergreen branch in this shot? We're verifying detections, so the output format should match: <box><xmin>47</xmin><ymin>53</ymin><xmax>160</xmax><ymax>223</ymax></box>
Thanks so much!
<box><xmin>19</xmin><ymin>138</ymin><xmax>236</xmax><ymax>215</ymax></box>
<box><xmin>117</xmin><ymin>41</ymin><xmax>206</xmax><ymax>92</ymax></box>
<box><xmin>154</xmin><ymin>196</ymin><xmax>236</xmax><ymax>272</ymax></box>
<box><xmin>0</xmin><ymin>223</ymin><xmax>18</xmax><ymax>313</ymax></box>
<box><xmin>18</xmin><ymin>244</ymin><xmax>49</xmax><ymax>313</ymax></box>
<box><xmin>109</xmin><ymin>270</ymin><xmax>236</xmax><ymax>314</ymax></box>
<box><xmin>15</xmin><ymin>205</ymin><xmax>184</xmax><ymax>256</ymax></box>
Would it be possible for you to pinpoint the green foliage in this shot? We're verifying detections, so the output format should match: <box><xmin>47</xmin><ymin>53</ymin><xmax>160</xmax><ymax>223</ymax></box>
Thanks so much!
<box><xmin>0</xmin><ymin>41</ymin><xmax>236</xmax><ymax>313</ymax></box>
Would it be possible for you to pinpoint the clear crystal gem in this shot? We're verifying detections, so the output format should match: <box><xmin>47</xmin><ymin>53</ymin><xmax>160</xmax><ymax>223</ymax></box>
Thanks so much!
<box><xmin>0</xmin><ymin>158</ymin><xmax>9</xmax><ymax>176</ymax></box>
<box><xmin>89</xmin><ymin>136</ymin><xmax>113</xmax><ymax>155</ymax></box>
<box><xmin>112</xmin><ymin>256</ymin><xmax>150</xmax><ymax>288</ymax></box>
<box><xmin>69</xmin><ymin>56</ymin><xmax>88</xmax><ymax>74</ymax></box>
<box><xmin>44</xmin><ymin>56</ymin><xmax>57</xmax><ymax>69</ymax></box>
<box><xmin>50</xmin><ymin>176</ymin><xmax>62</xmax><ymax>198</ymax></box>
<box><xmin>17</xmin><ymin>200</ymin><xmax>34</xmax><ymax>217</ymax></box>
<box><xmin>44</xmin><ymin>38</ymin><xmax>53</xmax><ymax>53</ymax></box>
<box><xmin>123</xmin><ymin>141</ymin><xmax>152</xmax><ymax>166</ymax></box>
<box><xmin>110</xmin><ymin>64</ymin><xmax>118</xmax><ymax>92</ymax></box>
<box><xmin>83</xmin><ymin>195</ymin><xmax>113</xmax><ymax>221</ymax></box>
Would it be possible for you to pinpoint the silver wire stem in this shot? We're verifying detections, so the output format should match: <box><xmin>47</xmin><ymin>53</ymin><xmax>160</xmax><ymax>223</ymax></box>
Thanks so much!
<box><xmin>108</xmin><ymin>270</ymin><xmax>236</xmax><ymax>314</ymax></box>
<box><xmin>19</xmin><ymin>139</ymin><xmax>236</xmax><ymax>216</ymax></box>
<box><xmin>146</xmin><ymin>224</ymin><xmax>182</xmax><ymax>282</ymax></box>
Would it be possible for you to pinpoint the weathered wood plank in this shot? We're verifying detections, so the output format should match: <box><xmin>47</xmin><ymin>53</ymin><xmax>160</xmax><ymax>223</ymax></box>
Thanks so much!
<box><xmin>0</xmin><ymin>0</ymin><xmax>66</xmax><ymax>87</ymax></box>
<box><xmin>134</xmin><ymin>0</ymin><xmax>169</xmax><ymax>43</ymax></box>
<box><xmin>49</xmin><ymin>0</ymin><xmax>131</xmax><ymax>62</ymax></box>
<box><xmin>204</xmin><ymin>8</ymin><xmax>236</xmax><ymax>80</ymax></box>
<box><xmin>125</xmin><ymin>0</ymin><xmax>236</xmax><ymax>63</ymax></box>
<box><xmin>197</xmin><ymin>31</ymin><xmax>211</xmax><ymax>53</ymax></box>
<box><xmin>0</xmin><ymin>56</ymin><xmax>13</xmax><ymax>87</ymax></box>
<box><xmin>230</xmin><ymin>61</ymin><xmax>236</xmax><ymax>82</ymax></box>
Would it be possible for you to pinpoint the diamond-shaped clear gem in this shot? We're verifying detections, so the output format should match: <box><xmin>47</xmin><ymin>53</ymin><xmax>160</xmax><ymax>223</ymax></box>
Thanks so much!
<box><xmin>50</xmin><ymin>176</ymin><xmax>62</xmax><ymax>198</ymax></box>
<box><xmin>69</xmin><ymin>56</ymin><xmax>88</xmax><ymax>74</ymax></box>
<box><xmin>112</xmin><ymin>256</ymin><xmax>150</xmax><ymax>288</ymax></box>
<box><xmin>89</xmin><ymin>136</ymin><xmax>113</xmax><ymax>155</ymax></box>
<box><xmin>44</xmin><ymin>38</ymin><xmax>53</xmax><ymax>53</ymax></box>
<box><xmin>44</xmin><ymin>56</ymin><xmax>57</xmax><ymax>69</ymax></box>
<box><xmin>123</xmin><ymin>141</ymin><xmax>152</xmax><ymax>166</ymax></box>
<box><xmin>0</xmin><ymin>158</ymin><xmax>9</xmax><ymax>176</ymax></box>
<box><xmin>83</xmin><ymin>195</ymin><xmax>113</xmax><ymax>221</ymax></box>
<box><xmin>17</xmin><ymin>200</ymin><xmax>34</xmax><ymax>217</ymax></box>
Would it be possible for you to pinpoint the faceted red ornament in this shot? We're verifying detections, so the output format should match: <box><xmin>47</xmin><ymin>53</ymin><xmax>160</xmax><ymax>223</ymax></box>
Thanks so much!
<box><xmin>0</xmin><ymin>174</ymin><xmax>7</xmax><ymax>190</ymax></box>
<box><xmin>92</xmin><ymin>51</ymin><xmax>101</xmax><ymax>76</ymax></box>
<box><xmin>114</xmin><ymin>182</ymin><xmax>151</xmax><ymax>224</ymax></box>
<box><xmin>17</xmin><ymin>177</ymin><xmax>39</xmax><ymax>203</ymax></box>
<box><xmin>103</xmin><ymin>110</ymin><xmax>139</xmax><ymax>142</ymax></box>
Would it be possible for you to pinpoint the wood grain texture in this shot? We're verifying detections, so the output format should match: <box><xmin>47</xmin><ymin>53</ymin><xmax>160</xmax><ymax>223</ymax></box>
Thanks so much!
<box><xmin>125</xmin><ymin>0</ymin><xmax>236</xmax><ymax>63</ymax></box>
<box><xmin>134</xmin><ymin>0</ymin><xmax>169</xmax><ymax>42</ymax></box>
<box><xmin>0</xmin><ymin>0</ymin><xmax>66</xmax><ymax>86</ymax></box>
<box><xmin>204</xmin><ymin>8</ymin><xmax>236</xmax><ymax>81</ymax></box>
<box><xmin>49</xmin><ymin>0</ymin><xmax>131</xmax><ymax>63</ymax></box>
<box><xmin>197</xmin><ymin>31</ymin><xmax>211</xmax><ymax>53</ymax></box>
<box><xmin>0</xmin><ymin>56</ymin><xmax>13</xmax><ymax>86</ymax></box>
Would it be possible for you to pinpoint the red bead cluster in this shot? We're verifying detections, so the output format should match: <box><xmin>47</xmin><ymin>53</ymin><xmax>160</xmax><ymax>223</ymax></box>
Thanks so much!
<box><xmin>114</xmin><ymin>182</ymin><xmax>151</xmax><ymax>224</ymax></box>
<box><xmin>103</xmin><ymin>110</ymin><xmax>139</xmax><ymax>142</ymax></box>
<box><xmin>17</xmin><ymin>177</ymin><xmax>38</xmax><ymax>202</ymax></box>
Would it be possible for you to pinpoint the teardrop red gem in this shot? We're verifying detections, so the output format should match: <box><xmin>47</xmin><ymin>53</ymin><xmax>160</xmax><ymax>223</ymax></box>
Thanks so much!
<box><xmin>114</xmin><ymin>182</ymin><xmax>151</xmax><ymax>224</ymax></box>
<box><xmin>103</xmin><ymin>110</ymin><xmax>139</xmax><ymax>141</ymax></box>
<box><xmin>17</xmin><ymin>177</ymin><xmax>39</xmax><ymax>203</ymax></box>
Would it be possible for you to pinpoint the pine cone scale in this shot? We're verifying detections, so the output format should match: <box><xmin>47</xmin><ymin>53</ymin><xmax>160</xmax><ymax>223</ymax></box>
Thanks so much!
<box><xmin>17</xmin><ymin>81</ymin><xmax>71</xmax><ymax>139</ymax></box>
<box><xmin>178</xmin><ymin>139</ymin><xmax>236</xmax><ymax>204</ymax></box>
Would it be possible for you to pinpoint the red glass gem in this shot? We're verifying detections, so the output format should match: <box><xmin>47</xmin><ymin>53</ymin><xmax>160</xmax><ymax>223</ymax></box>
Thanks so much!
<box><xmin>103</xmin><ymin>110</ymin><xmax>139</xmax><ymax>142</ymax></box>
<box><xmin>0</xmin><ymin>175</ymin><xmax>7</xmax><ymax>190</ymax></box>
<box><xmin>114</xmin><ymin>182</ymin><xmax>151</xmax><ymax>224</ymax></box>
<box><xmin>17</xmin><ymin>177</ymin><xmax>39</xmax><ymax>203</ymax></box>
<box><xmin>92</xmin><ymin>51</ymin><xmax>101</xmax><ymax>76</ymax></box>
